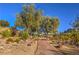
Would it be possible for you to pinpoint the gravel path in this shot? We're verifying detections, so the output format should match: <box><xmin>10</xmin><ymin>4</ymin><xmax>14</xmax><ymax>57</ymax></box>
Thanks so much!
<box><xmin>35</xmin><ymin>39</ymin><xmax>62</xmax><ymax>55</ymax></box>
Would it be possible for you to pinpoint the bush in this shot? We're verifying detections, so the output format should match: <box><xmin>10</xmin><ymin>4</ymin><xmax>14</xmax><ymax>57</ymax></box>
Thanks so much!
<box><xmin>20</xmin><ymin>31</ymin><xmax>29</xmax><ymax>40</ymax></box>
<box><xmin>70</xmin><ymin>32</ymin><xmax>79</xmax><ymax>46</ymax></box>
<box><xmin>14</xmin><ymin>38</ymin><xmax>20</xmax><ymax>43</ymax></box>
<box><xmin>10</xmin><ymin>26</ymin><xmax>17</xmax><ymax>36</ymax></box>
<box><xmin>6</xmin><ymin>37</ymin><xmax>21</xmax><ymax>44</ymax></box>
<box><xmin>0</xmin><ymin>20</ymin><xmax>9</xmax><ymax>27</ymax></box>
<box><xmin>2</xmin><ymin>29</ymin><xmax>12</xmax><ymax>37</ymax></box>
<box><xmin>6</xmin><ymin>38</ymin><xmax>14</xmax><ymax>44</ymax></box>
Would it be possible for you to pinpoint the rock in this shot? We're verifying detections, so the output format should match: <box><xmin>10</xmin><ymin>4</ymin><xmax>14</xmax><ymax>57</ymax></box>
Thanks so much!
<box><xmin>0</xmin><ymin>46</ymin><xmax>4</xmax><ymax>50</ymax></box>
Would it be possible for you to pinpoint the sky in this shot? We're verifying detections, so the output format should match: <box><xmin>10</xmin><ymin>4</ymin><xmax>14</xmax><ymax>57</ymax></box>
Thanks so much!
<box><xmin>0</xmin><ymin>3</ymin><xmax>79</xmax><ymax>32</ymax></box>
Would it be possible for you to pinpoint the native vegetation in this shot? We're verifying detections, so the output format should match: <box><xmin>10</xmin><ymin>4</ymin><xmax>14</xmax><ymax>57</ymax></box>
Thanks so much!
<box><xmin>0</xmin><ymin>4</ymin><xmax>79</xmax><ymax>47</ymax></box>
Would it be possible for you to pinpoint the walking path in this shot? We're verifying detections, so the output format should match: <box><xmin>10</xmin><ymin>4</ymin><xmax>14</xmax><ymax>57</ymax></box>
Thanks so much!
<box><xmin>35</xmin><ymin>39</ymin><xmax>62</xmax><ymax>55</ymax></box>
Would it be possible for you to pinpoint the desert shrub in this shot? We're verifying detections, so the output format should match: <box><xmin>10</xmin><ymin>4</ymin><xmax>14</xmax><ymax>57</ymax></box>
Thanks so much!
<box><xmin>10</xmin><ymin>26</ymin><xmax>17</xmax><ymax>36</ymax></box>
<box><xmin>70</xmin><ymin>32</ymin><xmax>79</xmax><ymax>46</ymax></box>
<box><xmin>14</xmin><ymin>38</ymin><xmax>20</xmax><ymax>43</ymax></box>
<box><xmin>2</xmin><ymin>29</ymin><xmax>12</xmax><ymax>37</ymax></box>
<box><xmin>20</xmin><ymin>31</ymin><xmax>29</xmax><ymax>40</ymax></box>
<box><xmin>6</xmin><ymin>38</ymin><xmax>14</xmax><ymax>44</ymax></box>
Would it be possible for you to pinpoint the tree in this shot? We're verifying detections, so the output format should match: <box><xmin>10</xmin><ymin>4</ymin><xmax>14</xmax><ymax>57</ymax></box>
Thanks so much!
<box><xmin>15</xmin><ymin>4</ymin><xmax>60</xmax><ymax>36</ymax></box>
<box><xmin>73</xmin><ymin>16</ymin><xmax>79</xmax><ymax>31</ymax></box>
<box><xmin>40</xmin><ymin>16</ymin><xmax>52</xmax><ymax>35</ymax></box>
<box><xmin>51</xmin><ymin>17</ymin><xmax>59</xmax><ymax>33</ymax></box>
<box><xmin>15</xmin><ymin>4</ymin><xmax>35</xmax><ymax>33</ymax></box>
<box><xmin>0</xmin><ymin>20</ymin><xmax>9</xmax><ymax>27</ymax></box>
<box><xmin>44</xmin><ymin>17</ymin><xmax>52</xmax><ymax>34</ymax></box>
<box><xmin>15</xmin><ymin>4</ymin><xmax>43</xmax><ymax>35</ymax></box>
<box><xmin>34</xmin><ymin>10</ymin><xmax>42</xmax><ymax>34</ymax></box>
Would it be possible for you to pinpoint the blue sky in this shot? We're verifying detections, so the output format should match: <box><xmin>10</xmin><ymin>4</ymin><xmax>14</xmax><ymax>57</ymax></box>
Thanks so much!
<box><xmin>0</xmin><ymin>3</ymin><xmax>79</xmax><ymax>32</ymax></box>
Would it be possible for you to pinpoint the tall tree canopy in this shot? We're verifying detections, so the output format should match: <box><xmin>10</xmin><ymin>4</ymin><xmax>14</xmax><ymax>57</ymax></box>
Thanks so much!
<box><xmin>15</xmin><ymin>4</ymin><xmax>43</xmax><ymax>34</ymax></box>
<box><xmin>51</xmin><ymin>17</ymin><xmax>59</xmax><ymax>33</ymax></box>
<box><xmin>15</xmin><ymin>4</ymin><xmax>60</xmax><ymax>35</ymax></box>
<box><xmin>73</xmin><ymin>16</ymin><xmax>79</xmax><ymax>31</ymax></box>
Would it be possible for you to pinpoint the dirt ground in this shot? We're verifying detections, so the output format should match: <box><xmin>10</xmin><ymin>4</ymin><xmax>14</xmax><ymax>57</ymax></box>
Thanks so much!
<box><xmin>0</xmin><ymin>37</ymin><xmax>79</xmax><ymax>55</ymax></box>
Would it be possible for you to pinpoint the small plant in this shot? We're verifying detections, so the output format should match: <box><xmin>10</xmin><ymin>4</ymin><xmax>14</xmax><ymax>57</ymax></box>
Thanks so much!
<box><xmin>11</xmin><ymin>26</ymin><xmax>17</xmax><ymax>36</ymax></box>
<box><xmin>2</xmin><ymin>29</ymin><xmax>12</xmax><ymax>38</ymax></box>
<box><xmin>14</xmin><ymin>38</ymin><xmax>20</xmax><ymax>43</ymax></box>
<box><xmin>6</xmin><ymin>38</ymin><xmax>14</xmax><ymax>44</ymax></box>
<box><xmin>20</xmin><ymin>31</ymin><xmax>29</xmax><ymax>40</ymax></box>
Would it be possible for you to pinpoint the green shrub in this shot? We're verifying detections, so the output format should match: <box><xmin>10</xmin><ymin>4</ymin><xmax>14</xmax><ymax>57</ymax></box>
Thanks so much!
<box><xmin>10</xmin><ymin>26</ymin><xmax>17</xmax><ymax>36</ymax></box>
<box><xmin>2</xmin><ymin>30</ymin><xmax>12</xmax><ymax>38</ymax></box>
<box><xmin>20</xmin><ymin>31</ymin><xmax>29</xmax><ymax>40</ymax></box>
<box><xmin>0</xmin><ymin>20</ymin><xmax>9</xmax><ymax>27</ymax></box>
<box><xmin>6</xmin><ymin>38</ymin><xmax>14</xmax><ymax>44</ymax></box>
<box><xmin>14</xmin><ymin>38</ymin><xmax>20</xmax><ymax>43</ymax></box>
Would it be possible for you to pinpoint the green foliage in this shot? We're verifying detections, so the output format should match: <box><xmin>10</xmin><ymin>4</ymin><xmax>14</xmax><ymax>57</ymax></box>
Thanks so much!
<box><xmin>73</xmin><ymin>17</ymin><xmax>79</xmax><ymax>27</ymax></box>
<box><xmin>6</xmin><ymin>37</ymin><xmax>21</xmax><ymax>44</ymax></box>
<box><xmin>70</xmin><ymin>31</ymin><xmax>79</xmax><ymax>45</ymax></box>
<box><xmin>2</xmin><ymin>30</ymin><xmax>12</xmax><ymax>38</ymax></box>
<box><xmin>6</xmin><ymin>38</ymin><xmax>14</xmax><ymax>44</ymax></box>
<box><xmin>0</xmin><ymin>20</ymin><xmax>9</xmax><ymax>27</ymax></box>
<box><xmin>51</xmin><ymin>17</ymin><xmax>59</xmax><ymax>33</ymax></box>
<box><xmin>44</xmin><ymin>17</ymin><xmax>52</xmax><ymax>34</ymax></box>
<box><xmin>15</xmin><ymin>4</ymin><xmax>60</xmax><ymax>35</ymax></box>
<box><xmin>14</xmin><ymin>38</ymin><xmax>20</xmax><ymax>43</ymax></box>
<box><xmin>20</xmin><ymin>31</ymin><xmax>29</xmax><ymax>40</ymax></box>
<box><xmin>15</xmin><ymin>4</ymin><xmax>39</xmax><ymax>32</ymax></box>
<box><xmin>10</xmin><ymin>26</ymin><xmax>17</xmax><ymax>36</ymax></box>
<box><xmin>59</xmin><ymin>28</ymin><xmax>79</xmax><ymax>46</ymax></box>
